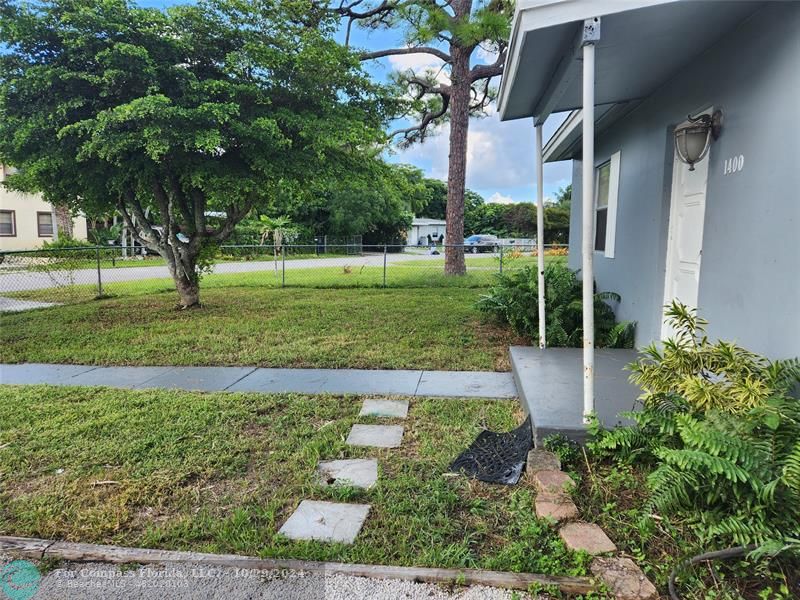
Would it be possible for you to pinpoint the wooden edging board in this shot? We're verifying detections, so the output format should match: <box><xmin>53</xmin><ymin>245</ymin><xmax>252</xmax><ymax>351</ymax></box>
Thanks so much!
<box><xmin>0</xmin><ymin>535</ymin><xmax>597</xmax><ymax>594</ymax></box>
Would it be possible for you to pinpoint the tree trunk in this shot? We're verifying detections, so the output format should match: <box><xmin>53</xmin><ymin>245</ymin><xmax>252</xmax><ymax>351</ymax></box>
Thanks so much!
<box><xmin>444</xmin><ymin>47</ymin><xmax>471</xmax><ymax>276</ymax></box>
<box><xmin>163</xmin><ymin>247</ymin><xmax>201</xmax><ymax>308</ymax></box>
<box><xmin>54</xmin><ymin>204</ymin><xmax>73</xmax><ymax>239</ymax></box>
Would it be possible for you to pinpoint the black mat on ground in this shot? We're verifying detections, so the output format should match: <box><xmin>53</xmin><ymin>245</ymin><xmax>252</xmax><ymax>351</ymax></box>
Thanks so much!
<box><xmin>448</xmin><ymin>416</ymin><xmax>532</xmax><ymax>485</ymax></box>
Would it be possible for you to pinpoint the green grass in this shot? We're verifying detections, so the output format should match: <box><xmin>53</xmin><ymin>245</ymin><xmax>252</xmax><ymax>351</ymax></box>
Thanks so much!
<box><xmin>0</xmin><ymin>287</ymin><xmax>521</xmax><ymax>370</ymax></box>
<box><xmin>0</xmin><ymin>385</ymin><xmax>591</xmax><ymax>575</ymax></box>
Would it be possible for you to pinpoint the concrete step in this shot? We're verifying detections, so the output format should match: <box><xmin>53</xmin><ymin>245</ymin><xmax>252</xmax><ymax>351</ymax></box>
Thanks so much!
<box><xmin>509</xmin><ymin>346</ymin><xmax>640</xmax><ymax>445</ymax></box>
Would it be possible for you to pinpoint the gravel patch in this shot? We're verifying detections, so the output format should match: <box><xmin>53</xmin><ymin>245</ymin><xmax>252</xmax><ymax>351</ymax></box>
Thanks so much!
<box><xmin>1</xmin><ymin>555</ymin><xmax>535</xmax><ymax>599</ymax></box>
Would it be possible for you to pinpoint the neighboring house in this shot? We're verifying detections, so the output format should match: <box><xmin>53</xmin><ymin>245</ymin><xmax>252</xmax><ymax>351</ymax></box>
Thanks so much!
<box><xmin>0</xmin><ymin>165</ymin><xmax>88</xmax><ymax>251</ymax></box>
<box><xmin>499</xmin><ymin>0</ymin><xmax>799</xmax><ymax>361</ymax></box>
<box><xmin>406</xmin><ymin>217</ymin><xmax>446</xmax><ymax>246</ymax></box>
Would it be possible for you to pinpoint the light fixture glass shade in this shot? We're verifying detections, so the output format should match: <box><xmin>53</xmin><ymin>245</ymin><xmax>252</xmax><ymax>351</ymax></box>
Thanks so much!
<box><xmin>674</xmin><ymin>124</ymin><xmax>711</xmax><ymax>171</ymax></box>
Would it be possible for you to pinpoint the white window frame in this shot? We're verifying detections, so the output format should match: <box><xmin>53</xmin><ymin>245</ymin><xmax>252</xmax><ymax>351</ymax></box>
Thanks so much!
<box><xmin>593</xmin><ymin>150</ymin><xmax>620</xmax><ymax>258</ymax></box>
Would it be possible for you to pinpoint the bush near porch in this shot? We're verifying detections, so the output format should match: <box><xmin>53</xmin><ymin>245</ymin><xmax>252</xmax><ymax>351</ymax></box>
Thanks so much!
<box><xmin>562</xmin><ymin>303</ymin><xmax>800</xmax><ymax>598</ymax></box>
<box><xmin>476</xmin><ymin>262</ymin><xmax>635</xmax><ymax>348</ymax></box>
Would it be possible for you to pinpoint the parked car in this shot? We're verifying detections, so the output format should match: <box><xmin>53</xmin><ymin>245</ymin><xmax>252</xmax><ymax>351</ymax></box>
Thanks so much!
<box><xmin>464</xmin><ymin>234</ymin><xmax>499</xmax><ymax>253</ymax></box>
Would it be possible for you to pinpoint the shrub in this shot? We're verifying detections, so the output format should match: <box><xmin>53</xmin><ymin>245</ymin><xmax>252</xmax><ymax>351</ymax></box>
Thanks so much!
<box><xmin>476</xmin><ymin>262</ymin><xmax>635</xmax><ymax>348</ymax></box>
<box><xmin>37</xmin><ymin>236</ymin><xmax>97</xmax><ymax>259</ymax></box>
<box><xmin>589</xmin><ymin>302</ymin><xmax>800</xmax><ymax>552</ymax></box>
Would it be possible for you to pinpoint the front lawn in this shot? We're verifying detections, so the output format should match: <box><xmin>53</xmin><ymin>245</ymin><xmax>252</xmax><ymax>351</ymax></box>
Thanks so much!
<box><xmin>0</xmin><ymin>287</ymin><xmax>521</xmax><ymax>370</ymax></box>
<box><xmin>0</xmin><ymin>385</ymin><xmax>590</xmax><ymax>576</ymax></box>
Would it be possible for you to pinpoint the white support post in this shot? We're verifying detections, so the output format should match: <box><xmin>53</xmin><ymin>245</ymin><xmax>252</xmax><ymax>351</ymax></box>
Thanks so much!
<box><xmin>581</xmin><ymin>32</ymin><xmax>597</xmax><ymax>421</ymax></box>
<box><xmin>535</xmin><ymin>123</ymin><xmax>546</xmax><ymax>349</ymax></box>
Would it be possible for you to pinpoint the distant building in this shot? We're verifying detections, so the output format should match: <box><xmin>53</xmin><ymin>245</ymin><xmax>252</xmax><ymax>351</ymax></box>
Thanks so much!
<box><xmin>407</xmin><ymin>218</ymin><xmax>446</xmax><ymax>246</ymax></box>
<box><xmin>0</xmin><ymin>165</ymin><xmax>88</xmax><ymax>251</ymax></box>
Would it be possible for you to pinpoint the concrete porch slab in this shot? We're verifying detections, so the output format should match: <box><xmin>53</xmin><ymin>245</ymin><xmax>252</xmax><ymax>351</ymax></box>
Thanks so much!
<box><xmin>346</xmin><ymin>424</ymin><xmax>404</xmax><ymax>448</ymax></box>
<box><xmin>317</xmin><ymin>459</ymin><xmax>378</xmax><ymax>489</ymax></box>
<box><xmin>278</xmin><ymin>500</ymin><xmax>370</xmax><ymax>544</ymax></box>
<box><xmin>510</xmin><ymin>347</ymin><xmax>640</xmax><ymax>444</ymax></box>
<box><xmin>359</xmin><ymin>399</ymin><xmax>409</xmax><ymax>418</ymax></box>
<box><xmin>0</xmin><ymin>363</ymin><xmax>97</xmax><ymax>385</ymax></box>
<box><xmin>415</xmin><ymin>371</ymin><xmax>517</xmax><ymax>398</ymax></box>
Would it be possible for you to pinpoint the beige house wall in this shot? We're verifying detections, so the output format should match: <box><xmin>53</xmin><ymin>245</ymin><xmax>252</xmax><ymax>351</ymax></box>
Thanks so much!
<box><xmin>0</xmin><ymin>166</ymin><xmax>88</xmax><ymax>251</ymax></box>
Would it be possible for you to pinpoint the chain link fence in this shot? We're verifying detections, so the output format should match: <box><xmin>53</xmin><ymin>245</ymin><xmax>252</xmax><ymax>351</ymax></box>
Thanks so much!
<box><xmin>0</xmin><ymin>243</ymin><xmax>569</xmax><ymax>311</ymax></box>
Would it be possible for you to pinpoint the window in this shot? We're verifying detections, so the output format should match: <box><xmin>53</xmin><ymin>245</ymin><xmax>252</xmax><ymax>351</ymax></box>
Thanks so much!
<box><xmin>37</xmin><ymin>211</ymin><xmax>54</xmax><ymax>237</ymax></box>
<box><xmin>593</xmin><ymin>151</ymin><xmax>621</xmax><ymax>258</ymax></box>
<box><xmin>594</xmin><ymin>162</ymin><xmax>610</xmax><ymax>252</ymax></box>
<box><xmin>0</xmin><ymin>210</ymin><xmax>15</xmax><ymax>236</ymax></box>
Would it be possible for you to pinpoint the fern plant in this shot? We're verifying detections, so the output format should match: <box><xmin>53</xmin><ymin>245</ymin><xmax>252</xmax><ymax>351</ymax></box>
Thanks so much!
<box><xmin>476</xmin><ymin>263</ymin><xmax>635</xmax><ymax>348</ymax></box>
<box><xmin>589</xmin><ymin>303</ymin><xmax>800</xmax><ymax>553</ymax></box>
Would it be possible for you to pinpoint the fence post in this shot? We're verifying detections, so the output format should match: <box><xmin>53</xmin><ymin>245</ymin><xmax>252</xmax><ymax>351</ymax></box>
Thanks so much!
<box><xmin>281</xmin><ymin>245</ymin><xmax>286</xmax><ymax>288</ymax></box>
<box><xmin>383</xmin><ymin>245</ymin><xmax>387</xmax><ymax>288</ymax></box>
<box><xmin>95</xmin><ymin>246</ymin><xmax>103</xmax><ymax>297</ymax></box>
<box><xmin>499</xmin><ymin>245</ymin><xmax>504</xmax><ymax>274</ymax></box>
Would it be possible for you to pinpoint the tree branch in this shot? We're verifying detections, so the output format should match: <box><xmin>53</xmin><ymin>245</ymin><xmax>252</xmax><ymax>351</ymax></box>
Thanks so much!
<box><xmin>469</xmin><ymin>78</ymin><xmax>491</xmax><ymax>111</ymax></box>
<box><xmin>121</xmin><ymin>188</ymin><xmax>162</xmax><ymax>249</ymax></box>
<box><xmin>116</xmin><ymin>200</ymin><xmax>153</xmax><ymax>249</ymax></box>
<box><xmin>361</xmin><ymin>46</ymin><xmax>451</xmax><ymax>63</ymax></box>
<box><xmin>406</xmin><ymin>76</ymin><xmax>450</xmax><ymax>98</ymax></box>
<box><xmin>469</xmin><ymin>48</ymin><xmax>506</xmax><ymax>82</ymax></box>
<box><xmin>210</xmin><ymin>197</ymin><xmax>255</xmax><ymax>242</ymax></box>
<box><xmin>388</xmin><ymin>93</ymin><xmax>450</xmax><ymax>140</ymax></box>
<box><xmin>167</xmin><ymin>172</ymin><xmax>195</xmax><ymax>234</ymax></box>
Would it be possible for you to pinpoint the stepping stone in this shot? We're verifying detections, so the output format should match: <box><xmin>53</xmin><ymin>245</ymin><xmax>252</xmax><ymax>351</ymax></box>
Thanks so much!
<box><xmin>278</xmin><ymin>500</ymin><xmax>370</xmax><ymax>544</ymax></box>
<box><xmin>317</xmin><ymin>459</ymin><xmax>378</xmax><ymax>489</ymax></box>
<box><xmin>591</xmin><ymin>557</ymin><xmax>658</xmax><ymax>600</ymax></box>
<box><xmin>359</xmin><ymin>399</ymin><xmax>409</xmax><ymax>418</ymax></box>
<box><xmin>346</xmin><ymin>424</ymin><xmax>403</xmax><ymax>448</ymax></box>
<box><xmin>534</xmin><ymin>470</ymin><xmax>574</xmax><ymax>495</ymax></box>
<box><xmin>535</xmin><ymin>492</ymin><xmax>579</xmax><ymax>522</ymax></box>
<box><xmin>559</xmin><ymin>522</ymin><xmax>617</xmax><ymax>555</ymax></box>
<box><xmin>527</xmin><ymin>449</ymin><xmax>561</xmax><ymax>473</ymax></box>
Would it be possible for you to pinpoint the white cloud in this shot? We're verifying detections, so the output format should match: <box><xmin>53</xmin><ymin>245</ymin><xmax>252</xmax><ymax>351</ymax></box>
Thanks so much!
<box><xmin>475</xmin><ymin>44</ymin><xmax>500</xmax><ymax>65</ymax></box>
<box><xmin>395</xmin><ymin>106</ymin><xmax>573</xmax><ymax>197</ymax></box>
<box><xmin>387</xmin><ymin>51</ymin><xmax>444</xmax><ymax>72</ymax></box>
<box><xmin>487</xmin><ymin>192</ymin><xmax>514</xmax><ymax>204</ymax></box>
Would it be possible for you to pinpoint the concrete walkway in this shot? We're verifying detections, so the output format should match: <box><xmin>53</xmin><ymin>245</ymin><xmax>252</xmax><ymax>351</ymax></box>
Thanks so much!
<box><xmin>0</xmin><ymin>363</ymin><xmax>517</xmax><ymax>398</ymax></box>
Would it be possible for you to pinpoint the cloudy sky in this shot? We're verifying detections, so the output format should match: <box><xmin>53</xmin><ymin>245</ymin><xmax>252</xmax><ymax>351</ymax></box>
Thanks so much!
<box><xmin>142</xmin><ymin>0</ymin><xmax>572</xmax><ymax>205</ymax></box>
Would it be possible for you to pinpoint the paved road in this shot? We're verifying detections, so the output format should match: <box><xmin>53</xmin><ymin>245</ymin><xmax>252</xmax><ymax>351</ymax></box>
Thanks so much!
<box><xmin>0</xmin><ymin>363</ymin><xmax>517</xmax><ymax>398</ymax></box>
<box><xmin>0</xmin><ymin>252</ymin><xmax>451</xmax><ymax>293</ymax></box>
<box><xmin>0</xmin><ymin>556</ymin><xmax>529</xmax><ymax>600</ymax></box>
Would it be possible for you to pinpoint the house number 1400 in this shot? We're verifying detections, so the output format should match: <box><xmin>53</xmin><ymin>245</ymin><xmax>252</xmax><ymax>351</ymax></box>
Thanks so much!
<box><xmin>723</xmin><ymin>155</ymin><xmax>744</xmax><ymax>175</ymax></box>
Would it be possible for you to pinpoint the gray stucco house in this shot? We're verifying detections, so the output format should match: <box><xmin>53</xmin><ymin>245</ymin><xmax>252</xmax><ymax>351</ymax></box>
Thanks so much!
<box><xmin>497</xmin><ymin>0</ymin><xmax>799</xmax><ymax>435</ymax></box>
<box><xmin>500</xmin><ymin>0</ymin><xmax>800</xmax><ymax>362</ymax></box>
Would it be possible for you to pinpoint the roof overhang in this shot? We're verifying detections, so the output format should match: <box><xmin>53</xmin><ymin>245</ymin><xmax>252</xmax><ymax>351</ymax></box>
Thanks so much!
<box><xmin>543</xmin><ymin>103</ymin><xmax>639</xmax><ymax>162</ymax></box>
<box><xmin>498</xmin><ymin>0</ymin><xmax>765</xmax><ymax>123</ymax></box>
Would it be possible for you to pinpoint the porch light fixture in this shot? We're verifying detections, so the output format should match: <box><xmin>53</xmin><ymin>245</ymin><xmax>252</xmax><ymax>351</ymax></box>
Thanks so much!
<box><xmin>674</xmin><ymin>110</ymin><xmax>723</xmax><ymax>171</ymax></box>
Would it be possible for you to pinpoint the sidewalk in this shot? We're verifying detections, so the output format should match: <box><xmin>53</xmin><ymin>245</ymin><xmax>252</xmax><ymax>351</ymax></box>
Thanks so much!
<box><xmin>0</xmin><ymin>363</ymin><xmax>517</xmax><ymax>398</ymax></box>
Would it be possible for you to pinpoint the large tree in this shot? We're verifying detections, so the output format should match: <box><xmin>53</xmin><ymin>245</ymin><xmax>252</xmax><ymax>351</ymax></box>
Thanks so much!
<box><xmin>326</xmin><ymin>0</ymin><xmax>512</xmax><ymax>275</ymax></box>
<box><xmin>0</xmin><ymin>0</ymin><xmax>390</xmax><ymax>307</ymax></box>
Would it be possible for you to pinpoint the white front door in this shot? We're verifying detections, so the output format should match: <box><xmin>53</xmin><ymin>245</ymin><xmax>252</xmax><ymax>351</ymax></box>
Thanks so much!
<box><xmin>662</xmin><ymin>115</ymin><xmax>711</xmax><ymax>338</ymax></box>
